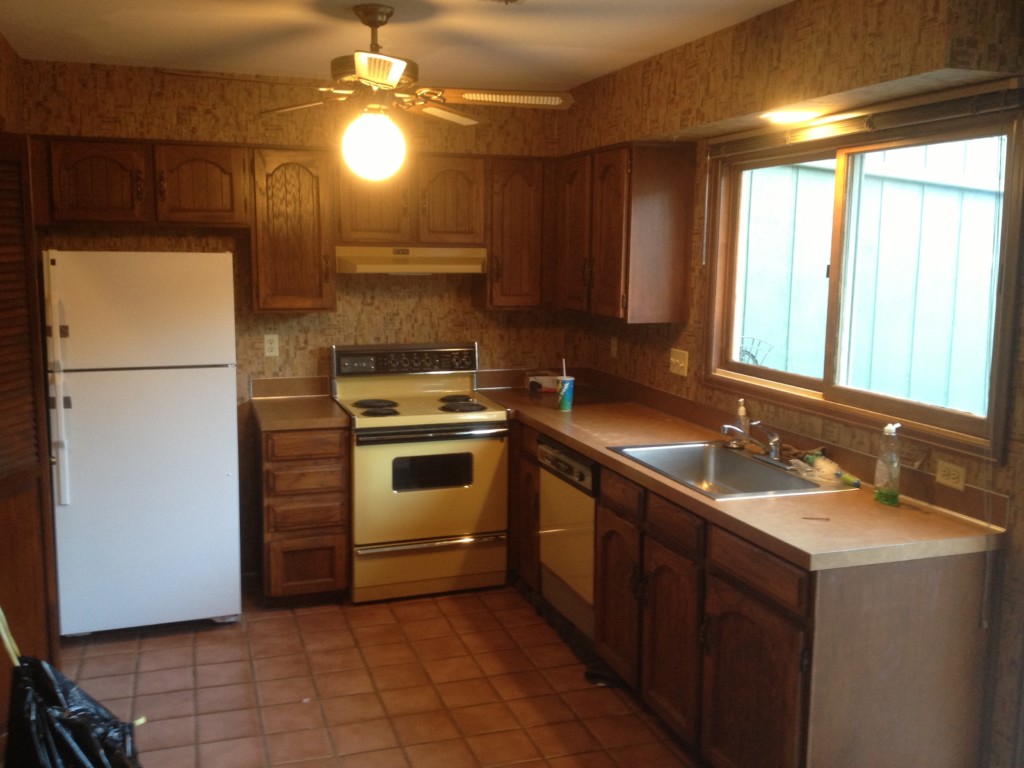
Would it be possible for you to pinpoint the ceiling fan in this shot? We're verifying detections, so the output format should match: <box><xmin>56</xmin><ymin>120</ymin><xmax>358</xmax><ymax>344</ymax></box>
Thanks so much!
<box><xmin>264</xmin><ymin>3</ymin><xmax>574</xmax><ymax>125</ymax></box>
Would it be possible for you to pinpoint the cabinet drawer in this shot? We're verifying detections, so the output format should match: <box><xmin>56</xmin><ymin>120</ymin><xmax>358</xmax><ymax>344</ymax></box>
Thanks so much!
<box><xmin>265</xmin><ymin>461</ymin><xmax>346</xmax><ymax>495</ymax></box>
<box><xmin>266</xmin><ymin>495</ymin><xmax>346</xmax><ymax>532</ymax></box>
<box><xmin>266</xmin><ymin>533</ymin><xmax>348</xmax><ymax>596</ymax></box>
<box><xmin>265</xmin><ymin>429</ymin><xmax>345</xmax><ymax>460</ymax></box>
<box><xmin>707</xmin><ymin>527</ymin><xmax>808</xmax><ymax>615</ymax></box>
<box><xmin>599</xmin><ymin>470</ymin><xmax>644</xmax><ymax>521</ymax></box>
<box><xmin>646</xmin><ymin>493</ymin><xmax>703</xmax><ymax>560</ymax></box>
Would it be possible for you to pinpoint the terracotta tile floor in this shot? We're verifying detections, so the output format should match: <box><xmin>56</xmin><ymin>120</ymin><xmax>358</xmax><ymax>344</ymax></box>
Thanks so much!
<box><xmin>59</xmin><ymin>586</ymin><xmax>693</xmax><ymax>767</ymax></box>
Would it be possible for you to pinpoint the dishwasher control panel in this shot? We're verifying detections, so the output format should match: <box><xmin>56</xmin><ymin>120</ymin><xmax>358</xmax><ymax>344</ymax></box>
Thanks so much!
<box><xmin>537</xmin><ymin>437</ymin><xmax>596</xmax><ymax>495</ymax></box>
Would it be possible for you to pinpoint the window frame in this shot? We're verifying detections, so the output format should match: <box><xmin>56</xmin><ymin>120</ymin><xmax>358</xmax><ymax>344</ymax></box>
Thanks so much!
<box><xmin>705</xmin><ymin>103</ymin><xmax>1024</xmax><ymax>459</ymax></box>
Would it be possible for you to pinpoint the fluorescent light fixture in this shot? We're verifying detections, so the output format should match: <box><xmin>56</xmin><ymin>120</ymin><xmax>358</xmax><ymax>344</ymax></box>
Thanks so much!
<box><xmin>761</xmin><ymin>109</ymin><xmax>823</xmax><ymax>124</ymax></box>
<box><xmin>341</xmin><ymin>109</ymin><xmax>407</xmax><ymax>181</ymax></box>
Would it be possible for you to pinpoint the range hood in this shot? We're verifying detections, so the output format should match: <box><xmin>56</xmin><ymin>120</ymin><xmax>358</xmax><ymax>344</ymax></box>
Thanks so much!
<box><xmin>336</xmin><ymin>246</ymin><xmax>487</xmax><ymax>275</ymax></box>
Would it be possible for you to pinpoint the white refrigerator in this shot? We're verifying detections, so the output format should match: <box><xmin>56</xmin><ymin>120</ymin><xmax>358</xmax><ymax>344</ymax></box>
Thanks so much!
<box><xmin>45</xmin><ymin>249</ymin><xmax>241</xmax><ymax>635</ymax></box>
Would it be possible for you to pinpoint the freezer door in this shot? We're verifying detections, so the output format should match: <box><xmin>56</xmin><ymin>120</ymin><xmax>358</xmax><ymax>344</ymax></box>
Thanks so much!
<box><xmin>53</xmin><ymin>367</ymin><xmax>240</xmax><ymax>634</ymax></box>
<box><xmin>45</xmin><ymin>250</ymin><xmax>236</xmax><ymax>369</ymax></box>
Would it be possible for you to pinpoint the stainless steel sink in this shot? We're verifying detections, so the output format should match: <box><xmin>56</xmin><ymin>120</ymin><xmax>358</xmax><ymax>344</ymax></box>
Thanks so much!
<box><xmin>611</xmin><ymin>441</ymin><xmax>852</xmax><ymax>500</ymax></box>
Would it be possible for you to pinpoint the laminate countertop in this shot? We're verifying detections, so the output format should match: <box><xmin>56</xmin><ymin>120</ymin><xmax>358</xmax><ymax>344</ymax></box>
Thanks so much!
<box><xmin>252</xmin><ymin>396</ymin><xmax>350</xmax><ymax>432</ymax></box>
<box><xmin>487</xmin><ymin>388</ymin><xmax>1003</xmax><ymax>572</ymax></box>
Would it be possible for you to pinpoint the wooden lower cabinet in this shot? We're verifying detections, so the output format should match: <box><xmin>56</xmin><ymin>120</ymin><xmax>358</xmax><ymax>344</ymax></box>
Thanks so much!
<box><xmin>261</xmin><ymin>428</ymin><xmax>349</xmax><ymax>598</ymax></box>
<box><xmin>642</xmin><ymin>537</ymin><xmax>702</xmax><ymax>746</ymax></box>
<box><xmin>701</xmin><ymin>573</ymin><xmax>806</xmax><ymax>768</ymax></box>
<box><xmin>594</xmin><ymin>505</ymin><xmax>641</xmax><ymax>687</ymax></box>
<box><xmin>508</xmin><ymin>423</ymin><xmax>541</xmax><ymax>591</ymax></box>
<box><xmin>590</xmin><ymin>479</ymin><xmax>990</xmax><ymax>768</ymax></box>
<box><xmin>594</xmin><ymin>482</ymin><xmax>703</xmax><ymax>746</ymax></box>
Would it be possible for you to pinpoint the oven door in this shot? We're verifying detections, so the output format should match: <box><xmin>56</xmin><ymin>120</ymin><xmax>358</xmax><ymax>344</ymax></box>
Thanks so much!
<box><xmin>352</xmin><ymin>422</ymin><xmax>509</xmax><ymax>545</ymax></box>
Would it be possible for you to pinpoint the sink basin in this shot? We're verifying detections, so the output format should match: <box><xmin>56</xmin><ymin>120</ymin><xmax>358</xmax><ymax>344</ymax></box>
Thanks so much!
<box><xmin>611</xmin><ymin>441</ymin><xmax>851</xmax><ymax>500</ymax></box>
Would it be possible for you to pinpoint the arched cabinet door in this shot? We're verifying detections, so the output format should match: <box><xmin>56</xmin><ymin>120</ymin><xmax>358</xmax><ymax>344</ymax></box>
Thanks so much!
<box><xmin>155</xmin><ymin>144</ymin><xmax>249</xmax><ymax>224</ymax></box>
<box><xmin>701</xmin><ymin>572</ymin><xmax>806</xmax><ymax>768</ymax></box>
<box><xmin>486</xmin><ymin>157</ymin><xmax>543</xmax><ymax>308</ymax></box>
<box><xmin>50</xmin><ymin>140</ymin><xmax>153</xmax><ymax>222</ymax></box>
<box><xmin>253</xmin><ymin>148</ymin><xmax>337</xmax><ymax>312</ymax></box>
<box><xmin>417</xmin><ymin>155</ymin><xmax>485</xmax><ymax>245</ymax></box>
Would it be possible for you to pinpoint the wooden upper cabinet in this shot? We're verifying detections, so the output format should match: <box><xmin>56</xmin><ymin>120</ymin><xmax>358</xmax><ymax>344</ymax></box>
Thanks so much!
<box><xmin>589</xmin><ymin>147</ymin><xmax>630</xmax><ymax>318</ymax></box>
<box><xmin>155</xmin><ymin>144</ymin><xmax>249</xmax><ymax>224</ymax></box>
<box><xmin>50</xmin><ymin>140</ymin><xmax>153</xmax><ymax>222</ymax></box>
<box><xmin>48</xmin><ymin>140</ymin><xmax>251</xmax><ymax>225</ymax></box>
<box><xmin>338</xmin><ymin>167</ymin><xmax>413</xmax><ymax>243</ymax></box>
<box><xmin>485</xmin><ymin>157</ymin><xmax>543</xmax><ymax>308</ymax></box>
<box><xmin>416</xmin><ymin>155</ymin><xmax>485</xmax><ymax>244</ymax></box>
<box><xmin>253</xmin><ymin>148</ymin><xmax>337</xmax><ymax>312</ymax></box>
<box><xmin>551</xmin><ymin>153</ymin><xmax>591</xmax><ymax>313</ymax></box>
<box><xmin>548</xmin><ymin>143</ymin><xmax>695</xmax><ymax>323</ymax></box>
<box><xmin>338</xmin><ymin>154</ymin><xmax>485</xmax><ymax>246</ymax></box>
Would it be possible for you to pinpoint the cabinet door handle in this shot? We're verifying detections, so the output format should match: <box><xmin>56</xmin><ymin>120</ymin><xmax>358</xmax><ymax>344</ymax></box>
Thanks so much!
<box><xmin>157</xmin><ymin>171</ymin><xmax>167</xmax><ymax>201</ymax></box>
<box><xmin>133</xmin><ymin>169</ymin><xmax>145</xmax><ymax>201</ymax></box>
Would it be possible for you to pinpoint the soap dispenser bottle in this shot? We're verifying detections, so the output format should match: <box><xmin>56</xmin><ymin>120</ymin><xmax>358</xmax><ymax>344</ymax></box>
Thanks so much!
<box><xmin>873</xmin><ymin>423</ymin><xmax>901</xmax><ymax>506</ymax></box>
<box><xmin>737</xmin><ymin>398</ymin><xmax>750</xmax><ymax>435</ymax></box>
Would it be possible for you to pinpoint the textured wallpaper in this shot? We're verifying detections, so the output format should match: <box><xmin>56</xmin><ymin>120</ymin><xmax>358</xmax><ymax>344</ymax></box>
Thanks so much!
<box><xmin>8</xmin><ymin>0</ymin><xmax>1024</xmax><ymax>759</ymax></box>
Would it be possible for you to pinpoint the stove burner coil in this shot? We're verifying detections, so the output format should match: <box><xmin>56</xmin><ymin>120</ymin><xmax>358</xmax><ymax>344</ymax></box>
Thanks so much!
<box><xmin>439</xmin><ymin>394</ymin><xmax>472</xmax><ymax>403</ymax></box>
<box><xmin>440</xmin><ymin>401</ymin><xmax>488</xmax><ymax>413</ymax></box>
<box><xmin>353</xmin><ymin>398</ymin><xmax>398</xmax><ymax>409</ymax></box>
<box><xmin>361</xmin><ymin>407</ymin><xmax>400</xmax><ymax>417</ymax></box>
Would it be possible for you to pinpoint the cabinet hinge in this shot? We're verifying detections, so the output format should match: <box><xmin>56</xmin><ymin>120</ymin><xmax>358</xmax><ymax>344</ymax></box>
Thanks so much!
<box><xmin>620</xmin><ymin>293</ymin><xmax>627</xmax><ymax>310</ymax></box>
<box><xmin>800</xmin><ymin>647</ymin><xmax>811</xmax><ymax>674</ymax></box>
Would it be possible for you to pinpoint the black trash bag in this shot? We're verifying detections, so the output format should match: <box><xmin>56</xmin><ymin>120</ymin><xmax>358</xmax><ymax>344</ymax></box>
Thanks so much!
<box><xmin>5</xmin><ymin>655</ymin><xmax>141</xmax><ymax>768</ymax></box>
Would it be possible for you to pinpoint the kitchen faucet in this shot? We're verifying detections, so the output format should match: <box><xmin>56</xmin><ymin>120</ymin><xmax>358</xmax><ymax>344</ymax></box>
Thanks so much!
<box><xmin>722</xmin><ymin>420</ymin><xmax>782</xmax><ymax>461</ymax></box>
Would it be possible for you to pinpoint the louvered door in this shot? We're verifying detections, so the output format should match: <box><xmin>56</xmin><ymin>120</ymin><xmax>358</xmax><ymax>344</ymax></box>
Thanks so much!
<box><xmin>0</xmin><ymin>134</ymin><xmax>57</xmax><ymax>739</ymax></box>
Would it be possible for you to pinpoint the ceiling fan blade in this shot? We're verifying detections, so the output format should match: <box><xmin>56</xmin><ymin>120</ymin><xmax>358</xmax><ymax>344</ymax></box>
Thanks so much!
<box><xmin>261</xmin><ymin>90</ymin><xmax>353</xmax><ymax>116</ymax></box>
<box><xmin>402</xmin><ymin>101</ymin><xmax>480</xmax><ymax>127</ymax></box>
<box><xmin>439</xmin><ymin>88</ymin><xmax>574</xmax><ymax>110</ymax></box>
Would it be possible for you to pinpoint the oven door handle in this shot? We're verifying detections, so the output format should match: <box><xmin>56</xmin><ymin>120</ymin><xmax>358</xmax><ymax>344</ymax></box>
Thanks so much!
<box><xmin>354</xmin><ymin>532</ymin><xmax>507</xmax><ymax>556</ymax></box>
<box><xmin>355</xmin><ymin>424</ymin><xmax>509</xmax><ymax>446</ymax></box>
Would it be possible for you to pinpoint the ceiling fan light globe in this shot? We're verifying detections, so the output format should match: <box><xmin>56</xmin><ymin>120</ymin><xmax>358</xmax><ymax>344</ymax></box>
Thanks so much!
<box><xmin>342</xmin><ymin>111</ymin><xmax>407</xmax><ymax>181</ymax></box>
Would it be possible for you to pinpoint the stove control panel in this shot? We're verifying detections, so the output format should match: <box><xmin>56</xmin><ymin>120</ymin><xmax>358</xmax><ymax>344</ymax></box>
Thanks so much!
<box><xmin>333</xmin><ymin>344</ymin><xmax>478</xmax><ymax>376</ymax></box>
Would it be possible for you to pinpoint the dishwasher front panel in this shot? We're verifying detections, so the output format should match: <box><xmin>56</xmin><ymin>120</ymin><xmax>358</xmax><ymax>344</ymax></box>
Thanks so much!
<box><xmin>539</xmin><ymin>469</ymin><xmax>596</xmax><ymax>605</ymax></box>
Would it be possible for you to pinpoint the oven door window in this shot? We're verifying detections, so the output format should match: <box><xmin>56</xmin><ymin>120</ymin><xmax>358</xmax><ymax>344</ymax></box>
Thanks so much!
<box><xmin>393</xmin><ymin>453</ymin><xmax>473</xmax><ymax>492</ymax></box>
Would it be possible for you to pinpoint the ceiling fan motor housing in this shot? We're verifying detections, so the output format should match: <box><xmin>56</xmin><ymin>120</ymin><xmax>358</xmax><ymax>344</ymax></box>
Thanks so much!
<box><xmin>331</xmin><ymin>54</ymin><xmax>419</xmax><ymax>90</ymax></box>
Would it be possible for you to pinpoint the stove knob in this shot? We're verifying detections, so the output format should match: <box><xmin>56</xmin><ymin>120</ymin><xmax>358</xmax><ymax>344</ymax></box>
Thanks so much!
<box><xmin>575</xmin><ymin>470</ymin><xmax>586</xmax><ymax>483</ymax></box>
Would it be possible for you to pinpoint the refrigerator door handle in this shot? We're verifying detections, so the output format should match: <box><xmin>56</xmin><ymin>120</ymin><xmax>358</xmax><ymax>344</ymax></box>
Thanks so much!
<box><xmin>50</xmin><ymin>371</ymin><xmax>71</xmax><ymax>506</ymax></box>
<box><xmin>44</xmin><ymin>251</ymin><xmax>64</xmax><ymax>371</ymax></box>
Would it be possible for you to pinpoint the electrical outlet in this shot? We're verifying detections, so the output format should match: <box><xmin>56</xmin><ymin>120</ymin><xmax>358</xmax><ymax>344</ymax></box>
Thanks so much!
<box><xmin>669</xmin><ymin>348</ymin><xmax>689</xmax><ymax>376</ymax></box>
<box><xmin>610</xmin><ymin>336</ymin><xmax>618</xmax><ymax>358</ymax></box>
<box><xmin>264</xmin><ymin>334</ymin><xmax>279</xmax><ymax>358</ymax></box>
<box><xmin>935</xmin><ymin>459</ymin><xmax>965</xmax><ymax>491</ymax></box>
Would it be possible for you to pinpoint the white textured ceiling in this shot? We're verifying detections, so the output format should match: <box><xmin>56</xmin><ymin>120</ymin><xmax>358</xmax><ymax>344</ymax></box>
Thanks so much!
<box><xmin>0</xmin><ymin>0</ymin><xmax>792</xmax><ymax>92</ymax></box>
